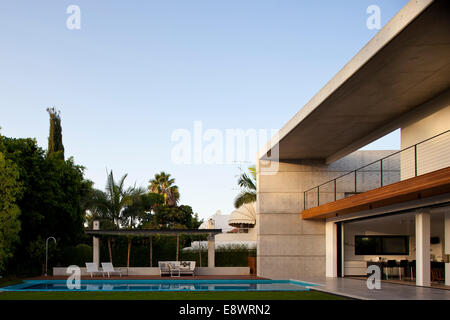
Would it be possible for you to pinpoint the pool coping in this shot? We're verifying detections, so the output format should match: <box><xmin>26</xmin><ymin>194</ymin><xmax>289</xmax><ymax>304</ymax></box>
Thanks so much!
<box><xmin>0</xmin><ymin>279</ymin><xmax>318</xmax><ymax>292</ymax></box>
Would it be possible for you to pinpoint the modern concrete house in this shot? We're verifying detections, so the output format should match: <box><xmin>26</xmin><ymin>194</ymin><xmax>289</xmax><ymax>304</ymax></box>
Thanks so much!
<box><xmin>256</xmin><ymin>0</ymin><xmax>450</xmax><ymax>287</ymax></box>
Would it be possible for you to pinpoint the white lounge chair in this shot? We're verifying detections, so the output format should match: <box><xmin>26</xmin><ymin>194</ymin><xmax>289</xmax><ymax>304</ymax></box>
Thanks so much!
<box><xmin>101</xmin><ymin>262</ymin><xmax>123</xmax><ymax>277</ymax></box>
<box><xmin>159</xmin><ymin>261</ymin><xmax>181</xmax><ymax>277</ymax></box>
<box><xmin>168</xmin><ymin>262</ymin><xmax>181</xmax><ymax>277</ymax></box>
<box><xmin>85</xmin><ymin>262</ymin><xmax>103</xmax><ymax>278</ymax></box>
<box><xmin>180</xmin><ymin>261</ymin><xmax>196</xmax><ymax>276</ymax></box>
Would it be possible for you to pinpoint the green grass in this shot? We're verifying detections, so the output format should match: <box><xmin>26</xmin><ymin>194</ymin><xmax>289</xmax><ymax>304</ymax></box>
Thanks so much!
<box><xmin>0</xmin><ymin>290</ymin><xmax>346</xmax><ymax>300</ymax></box>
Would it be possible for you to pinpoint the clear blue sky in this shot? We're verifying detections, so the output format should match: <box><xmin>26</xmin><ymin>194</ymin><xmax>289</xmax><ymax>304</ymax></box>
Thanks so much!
<box><xmin>0</xmin><ymin>0</ymin><xmax>406</xmax><ymax>221</ymax></box>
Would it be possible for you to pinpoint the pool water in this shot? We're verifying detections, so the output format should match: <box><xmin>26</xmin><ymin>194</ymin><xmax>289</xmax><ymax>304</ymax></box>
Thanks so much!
<box><xmin>1</xmin><ymin>280</ymin><xmax>317</xmax><ymax>292</ymax></box>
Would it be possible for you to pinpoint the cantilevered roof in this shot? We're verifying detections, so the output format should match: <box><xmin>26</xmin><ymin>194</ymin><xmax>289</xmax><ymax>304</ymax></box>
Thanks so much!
<box><xmin>259</xmin><ymin>0</ymin><xmax>450</xmax><ymax>164</ymax></box>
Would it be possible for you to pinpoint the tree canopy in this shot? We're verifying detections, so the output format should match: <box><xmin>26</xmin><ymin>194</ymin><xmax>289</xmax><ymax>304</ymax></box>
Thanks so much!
<box><xmin>0</xmin><ymin>135</ymin><xmax>92</xmax><ymax>274</ymax></box>
<box><xmin>148</xmin><ymin>171</ymin><xmax>180</xmax><ymax>207</ymax></box>
<box><xmin>0</xmin><ymin>137</ymin><xmax>22</xmax><ymax>272</ymax></box>
<box><xmin>46</xmin><ymin>107</ymin><xmax>64</xmax><ymax>160</ymax></box>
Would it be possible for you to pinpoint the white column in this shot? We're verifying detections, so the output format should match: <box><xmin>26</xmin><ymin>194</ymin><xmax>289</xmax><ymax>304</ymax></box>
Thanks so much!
<box><xmin>207</xmin><ymin>235</ymin><xmax>215</xmax><ymax>268</ymax></box>
<box><xmin>445</xmin><ymin>212</ymin><xmax>450</xmax><ymax>286</ymax></box>
<box><xmin>325</xmin><ymin>221</ymin><xmax>337</xmax><ymax>277</ymax></box>
<box><xmin>415</xmin><ymin>211</ymin><xmax>430</xmax><ymax>286</ymax></box>
<box><xmin>93</xmin><ymin>220</ymin><xmax>100</xmax><ymax>267</ymax></box>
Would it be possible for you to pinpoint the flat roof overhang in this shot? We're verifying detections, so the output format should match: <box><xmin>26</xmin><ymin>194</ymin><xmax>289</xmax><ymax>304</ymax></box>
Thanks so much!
<box><xmin>302</xmin><ymin>166</ymin><xmax>450</xmax><ymax>220</ymax></box>
<box><xmin>86</xmin><ymin>229</ymin><xmax>223</xmax><ymax>236</ymax></box>
<box><xmin>259</xmin><ymin>0</ymin><xmax>450</xmax><ymax>163</ymax></box>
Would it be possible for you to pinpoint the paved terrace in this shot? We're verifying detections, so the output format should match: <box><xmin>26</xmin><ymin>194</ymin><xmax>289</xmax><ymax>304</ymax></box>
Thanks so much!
<box><xmin>300</xmin><ymin>277</ymin><xmax>450</xmax><ymax>300</ymax></box>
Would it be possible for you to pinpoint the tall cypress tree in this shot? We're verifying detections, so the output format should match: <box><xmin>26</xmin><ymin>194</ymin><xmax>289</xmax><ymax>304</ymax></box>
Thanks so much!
<box><xmin>46</xmin><ymin>107</ymin><xmax>65</xmax><ymax>160</ymax></box>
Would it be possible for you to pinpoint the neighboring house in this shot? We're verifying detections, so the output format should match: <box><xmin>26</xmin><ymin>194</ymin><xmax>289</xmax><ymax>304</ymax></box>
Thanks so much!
<box><xmin>184</xmin><ymin>204</ymin><xmax>257</xmax><ymax>250</ymax></box>
<box><xmin>256</xmin><ymin>0</ymin><xmax>450</xmax><ymax>287</ymax></box>
<box><xmin>199</xmin><ymin>210</ymin><xmax>234</xmax><ymax>233</ymax></box>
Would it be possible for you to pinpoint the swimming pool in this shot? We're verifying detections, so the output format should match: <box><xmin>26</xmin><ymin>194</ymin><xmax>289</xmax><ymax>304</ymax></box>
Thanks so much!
<box><xmin>1</xmin><ymin>279</ymin><xmax>317</xmax><ymax>292</ymax></box>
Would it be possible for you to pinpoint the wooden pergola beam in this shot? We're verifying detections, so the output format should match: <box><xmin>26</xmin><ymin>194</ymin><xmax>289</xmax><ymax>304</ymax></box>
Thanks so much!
<box><xmin>86</xmin><ymin>229</ymin><xmax>222</xmax><ymax>236</ymax></box>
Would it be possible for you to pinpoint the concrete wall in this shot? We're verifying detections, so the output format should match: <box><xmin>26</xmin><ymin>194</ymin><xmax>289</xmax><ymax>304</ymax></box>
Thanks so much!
<box><xmin>256</xmin><ymin>150</ymin><xmax>394</xmax><ymax>280</ymax></box>
<box><xmin>400</xmin><ymin>91</ymin><xmax>450</xmax><ymax>180</ymax></box>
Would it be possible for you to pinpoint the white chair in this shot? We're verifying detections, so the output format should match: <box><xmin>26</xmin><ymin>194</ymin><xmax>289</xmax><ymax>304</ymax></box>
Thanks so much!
<box><xmin>159</xmin><ymin>261</ymin><xmax>181</xmax><ymax>277</ymax></box>
<box><xmin>180</xmin><ymin>261</ymin><xmax>196</xmax><ymax>276</ymax></box>
<box><xmin>85</xmin><ymin>262</ymin><xmax>103</xmax><ymax>278</ymax></box>
<box><xmin>159</xmin><ymin>261</ymin><xmax>170</xmax><ymax>276</ymax></box>
<box><xmin>101</xmin><ymin>262</ymin><xmax>123</xmax><ymax>277</ymax></box>
<box><xmin>168</xmin><ymin>262</ymin><xmax>181</xmax><ymax>277</ymax></box>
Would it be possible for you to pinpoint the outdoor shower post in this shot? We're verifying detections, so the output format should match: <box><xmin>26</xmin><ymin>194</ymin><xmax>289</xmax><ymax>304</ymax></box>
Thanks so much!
<box><xmin>45</xmin><ymin>237</ymin><xmax>56</xmax><ymax>276</ymax></box>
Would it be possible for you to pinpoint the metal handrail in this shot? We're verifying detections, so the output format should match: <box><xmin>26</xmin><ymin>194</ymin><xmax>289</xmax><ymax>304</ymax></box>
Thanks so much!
<box><xmin>303</xmin><ymin>129</ymin><xmax>450</xmax><ymax>210</ymax></box>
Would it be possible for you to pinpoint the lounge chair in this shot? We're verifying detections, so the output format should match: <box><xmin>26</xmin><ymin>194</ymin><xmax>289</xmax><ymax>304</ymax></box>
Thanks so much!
<box><xmin>159</xmin><ymin>261</ymin><xmax>181</xmax><ymax>277</ymax></box>
<box><xmin>180</xmin><ymin>261</ymin><xmax>196</xmax><ymax>276</ymax></box>
<box><xmin>101</xmin><ymin>262</ymin><xmax>123</xmax><ymax>278</ymax></box>
<box><xmin>159</xmin><ymin>261</ymin><xmax>169</xmax><ymax>276</ymax></box>
<box><xmin>85</xmin><ymin>262</ymin><xmax>103</xmax><ymax>278</ymax></box>
<box><xmin>168</xmin><ymin>262</ymin><xmax>181</xmax><ymax>277</ymax></box>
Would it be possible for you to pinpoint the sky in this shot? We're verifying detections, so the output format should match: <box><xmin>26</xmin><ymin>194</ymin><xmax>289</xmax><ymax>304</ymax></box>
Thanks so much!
<box><xmin>0</xmin><ymin>0</ymin><xmax>407</xmax><ymax>221</ymax></box>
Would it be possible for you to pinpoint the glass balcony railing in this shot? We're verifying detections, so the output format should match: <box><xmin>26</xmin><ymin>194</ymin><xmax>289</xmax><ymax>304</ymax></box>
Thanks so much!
<box><xmin>303</xmin><ymin>130</ymin><xmax>450</xmax><ymax>210</ymax></box>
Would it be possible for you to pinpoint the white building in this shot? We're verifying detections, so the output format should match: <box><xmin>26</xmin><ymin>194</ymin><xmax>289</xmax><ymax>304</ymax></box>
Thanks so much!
<box><xmin>184</xmin><ymin>204</ymin><xmax>257</xmax><ymax>250</ymax></box>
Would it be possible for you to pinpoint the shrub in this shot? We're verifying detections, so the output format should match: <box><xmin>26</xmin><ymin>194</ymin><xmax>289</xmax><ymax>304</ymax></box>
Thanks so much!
<box><xmin>61</xmin><ymin>244</ymin><xmax>92</xmax><ymax>267</ymax></box>
<box><xmin>181</xmin><ymin>245</ymin><xmax>256</xmax><ymax>267</ymax></box>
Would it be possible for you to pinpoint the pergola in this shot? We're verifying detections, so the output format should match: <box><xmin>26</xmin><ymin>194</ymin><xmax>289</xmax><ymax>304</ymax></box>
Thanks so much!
<box><xmin>86</xmin><ymin>222</ymin><xmax>222</xmax><ymax>268</ymax></box>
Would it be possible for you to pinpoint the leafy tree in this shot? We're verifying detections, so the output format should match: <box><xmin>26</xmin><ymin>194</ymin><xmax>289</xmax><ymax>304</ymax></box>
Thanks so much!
<box><xmin>148</xmin><ymin>172</ymin><xmax>180</xmax><ymax>206</ymax></box>
<box><xmin>0</xmin><ymin>145</ymin><xmax>22</xmax><ymax>272</ymax></box>
<box><xmin>121</xmin><ymin>192</ymin><xmax>163</xmax><ymax>267</ymax></box>
<box><xmin>124</xmin><ymin>192</ymin><xmax>164</xmax><ymax>267</ymax></box>
<box><xmin>154</xmin><ymin>205</ymin><xmax>201</xmax><ymax>230</ymax></box>
<box><xmin>234</xmin><ymin>166</ymin><xmax>257</xmax><ymax>208</ymax></box>
<box><xmin>0</xmin><ymin>135</ymin><xmax>91</xmax><ymax>275</ymax></box>
<box><xmin>46</xmin><ymin>107</ymin><xmax>64</xmax><ymax>160</ymax></box>
<box><xmin>153</xmin><ymin>204</ymin><xmax>201</xmax><ymax>260</ymax></box>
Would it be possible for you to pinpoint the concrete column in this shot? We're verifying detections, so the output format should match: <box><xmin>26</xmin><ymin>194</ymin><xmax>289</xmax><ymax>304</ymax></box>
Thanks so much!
<box><xmin>445</xmin><ymin>212</ymin><xmax>450</xmax><ymax>286</ymax></box>
<box><xmin>207</xmin><ymin>235</ymin><xmax>215</xmax><ymax>268</ymax></box>
<box><xmin>415</xmin><ymin>211</ymin><xmax>430</xmax><ymax>287</ymax></box>
<box><xmin>93</xmin><ymin>221</ymin><xmax>100</xmax><ymax>267</ymax></box>
<box><xmin>325</xmin><ymin>221</ymin><xmax>337</xmax><ymax>277</ymax></box>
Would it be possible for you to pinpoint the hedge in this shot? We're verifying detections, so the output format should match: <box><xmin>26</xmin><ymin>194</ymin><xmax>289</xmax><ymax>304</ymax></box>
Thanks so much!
<box><xmin>60</xmin><ymin>237</ymin><xmax>256</xmax><ymax>268</ymax></box>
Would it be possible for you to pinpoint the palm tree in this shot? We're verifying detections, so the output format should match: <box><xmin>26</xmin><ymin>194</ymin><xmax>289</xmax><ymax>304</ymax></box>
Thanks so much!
<box><xmin>148</xmin><ymin>171</ymin><xmax>180</xmax><ymax>206</ymax></box>
<box><xmin>121</xmin><ymin>186</ymin><xmax>146</xmax><ymax>268</ymax></box>
<box><xmin>87</xmin><ymin>170</ymin><xmax>140</xmax><ymax>263</ymax></box>
<box><xmin>234</xmin><ymin>166</ymin><xmax>257</xmax><ymax>208</ymax></box>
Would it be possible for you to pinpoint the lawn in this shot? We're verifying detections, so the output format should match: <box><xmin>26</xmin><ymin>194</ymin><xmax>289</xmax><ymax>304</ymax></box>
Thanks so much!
<box><xmin>0</xmin><ymin>279</ymin><xmax>345</xmax><ymax>300</ymax></box>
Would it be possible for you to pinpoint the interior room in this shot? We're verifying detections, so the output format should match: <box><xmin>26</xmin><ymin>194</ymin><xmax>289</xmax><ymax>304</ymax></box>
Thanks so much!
<box><xmin>343</xmin><ymin>209</ymin><xmax>448</xmax><ymax>287</ymax></box>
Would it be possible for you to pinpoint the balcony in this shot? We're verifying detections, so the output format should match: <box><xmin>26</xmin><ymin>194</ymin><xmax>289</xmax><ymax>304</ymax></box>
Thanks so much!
<box><xmin>302</xmin><ymin>130</ymin><xmax>450</xmax><ymax>220</ymax></box>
